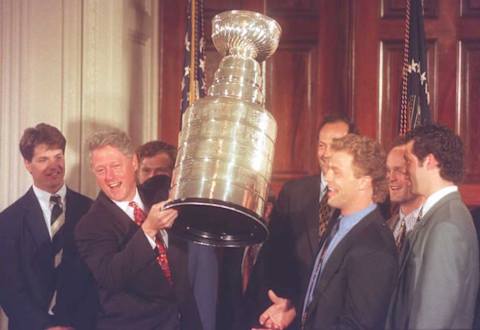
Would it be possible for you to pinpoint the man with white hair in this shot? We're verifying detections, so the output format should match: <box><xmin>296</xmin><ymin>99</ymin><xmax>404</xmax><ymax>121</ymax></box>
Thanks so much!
<box><xmin>75</xmin><ymin>129</ymin><xmax>202</xmax><ymax>330</ymax></box>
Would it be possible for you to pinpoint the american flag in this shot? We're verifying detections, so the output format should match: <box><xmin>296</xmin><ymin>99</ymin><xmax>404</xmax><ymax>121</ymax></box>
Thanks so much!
<box><xmin>180</xmin><ymin>0</ymin><xmax>207</xmax><ymax>128</ymax></box>
<box><xmin>399</xmin><ymin>0</ymin><xmax>432</xmax><ymax>135</ymax></box>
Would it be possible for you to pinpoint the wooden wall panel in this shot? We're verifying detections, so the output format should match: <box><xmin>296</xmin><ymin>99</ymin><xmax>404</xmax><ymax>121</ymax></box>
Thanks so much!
<box><xmin>379</xmin><ymin>41</ymin><xmax>403</xmax><ymax>146</ymax></box>
<box><xmin>159</xmin><ymin>0</ymin><xmax>186</xmax><ymax>145</ymax></box>
<box><xmin>267</xmin><ymin>0</ymin><xmax>317</xmax><ymax>12</ymax></box>
<box><xmin>461</xmin><ymin>0</ymin><xmax>480</xmax><ymax>16</ymax></box>
<box><xmin>159</xmin><ymin>0</ymin><xmax>480</xmax><ymax>205</ymax></box>
<box><xmin>267</xmin><ymin>47</ymin><xmax>315</xmax><ymax>184</ymax></box>
<box><xmin>381</xmin><ymin>0</ymin><xmax>438</xmax><ymax>18</ymax></box>
<box><xmin>353</xmin><ymin>0</ymin><xmax>480</xmax><ymax>205</ymax></box>
<box><xmin>459</xmin><ymin>41</ymin><xmax>480</xmax><ymax>183</ymax></box>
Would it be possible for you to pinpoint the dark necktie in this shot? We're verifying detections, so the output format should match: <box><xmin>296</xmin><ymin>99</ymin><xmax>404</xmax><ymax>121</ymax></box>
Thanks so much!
<box><xmin>49</xmin><ymin>194</ymin><xmax>64</xmax><ymax>312</ymax></box>
<box><xmin>302</xmin><ymin>216</ymin><xmax>341</xmax><ymax>328</ymax></box>
<box><xmin>395</xmin><ymin>218</ymin><xmax>407</xmax><ymax>251</ymax></box>
<box><xmin>242</xmin><ymin>244</ymin><xmax>260</xmax><ymax>293</ymax></box>
<box><xmin>129</xmin><ymin>201</ymin><xmax>173</xmax><ymax>285</ymax></box>
<box><xmin>318</xmin><ymin>187</ymin><xmax>331</xmax><ymax>239</ymax></box>
<box><xmin>397</xmin><ymin>207</ymin><xmax>423</xmax><ymax>252</ymax></box>
<box><xmin>50</xmin><ymin>194</ymin><xmax>64</xmax><ymax>262</ymax></box>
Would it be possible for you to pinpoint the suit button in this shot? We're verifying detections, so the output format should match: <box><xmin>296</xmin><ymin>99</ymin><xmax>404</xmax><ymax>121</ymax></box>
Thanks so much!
<box><xmin>178</xmin><ymin>312</ymin><xmax>182</xmax><ymax>320</ymax></box>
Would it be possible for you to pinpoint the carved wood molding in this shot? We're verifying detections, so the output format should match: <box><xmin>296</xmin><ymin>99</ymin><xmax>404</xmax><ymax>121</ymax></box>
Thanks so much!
<box><xmin>381</xmin><ymin>0</ymin><xmax>438</xmax><ymax>19</ymax></box>
<box><xmin>461</xmin><ymin>0</ymin><xmax>480</xmax><ymax>17</ymax></box>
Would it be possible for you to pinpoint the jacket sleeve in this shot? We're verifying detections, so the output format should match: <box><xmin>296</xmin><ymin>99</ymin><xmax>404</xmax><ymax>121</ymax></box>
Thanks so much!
<box><xmin>74</xmin><ymin>211</ymin><xmax>158</xmax><ymax>292</ymax></box>
<box><xmin>0</xmin><ymin>213</ymin><xmax>53</xmax><ymax>329</ymax></box>
<box><xmin>337</xmin><ymin>248</ymin><xmax>398</xmax><ymax>329</ymax></box>
<box><xmin>409</xmin><ymin>220</ymin><xmax>476</xmax><ymax>329</ymax></box>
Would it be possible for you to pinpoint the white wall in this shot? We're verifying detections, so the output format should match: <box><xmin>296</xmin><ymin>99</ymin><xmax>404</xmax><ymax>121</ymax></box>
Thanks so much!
<box><xmin>0</xmin><ymin>0</ymin><xmax>160</xmax><ymax>327</ymax></box>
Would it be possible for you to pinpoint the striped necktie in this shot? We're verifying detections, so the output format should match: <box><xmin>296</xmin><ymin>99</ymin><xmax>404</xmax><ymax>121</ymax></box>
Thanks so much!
<box><xmin>318</xmin><ymin>187</ymin><xmax>331</xmax><ymax>239</ymax></box>
<box><xmin>49</xmin><ymin>194</ymin><xmax>64</xmax><ymax>313</ymax></box>
<box><xmin>50</xmin><ymin>194</ymin><xmax>64</xmax><ymax>264</ymax></box>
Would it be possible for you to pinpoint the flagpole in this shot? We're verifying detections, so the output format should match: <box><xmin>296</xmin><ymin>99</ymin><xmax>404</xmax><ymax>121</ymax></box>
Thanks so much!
<box><xmin>399</xmin><ymin>0</ymin><xmax>412</xmax><ymax>135</ymax></box>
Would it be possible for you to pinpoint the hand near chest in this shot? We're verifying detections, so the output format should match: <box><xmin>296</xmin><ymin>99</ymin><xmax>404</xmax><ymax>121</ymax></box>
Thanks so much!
<box><xmin>142</xmin><ymin>200</ymin><xmax>178</xmax><ymax>238</ymax></box>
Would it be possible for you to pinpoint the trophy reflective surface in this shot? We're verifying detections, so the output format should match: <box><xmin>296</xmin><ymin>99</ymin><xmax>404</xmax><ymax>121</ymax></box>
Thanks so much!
<box><xmin>166</xmin><ymin>10</ymin><xmax>281</xmax><ymax>247</ymax></box>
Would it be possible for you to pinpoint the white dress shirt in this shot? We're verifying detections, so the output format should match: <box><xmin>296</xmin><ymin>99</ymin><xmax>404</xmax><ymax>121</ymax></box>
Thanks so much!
<box><xmin>421</xmin><ymin>185</ymin><xmax>458</xmax><ymax>218</ymax></box>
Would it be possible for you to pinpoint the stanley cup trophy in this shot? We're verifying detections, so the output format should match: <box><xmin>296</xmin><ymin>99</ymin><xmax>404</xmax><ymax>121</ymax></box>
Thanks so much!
<box><xmin>166</xmin><ymin>10</ymin><xmax>281</xmax><ymax>247</ymax></box>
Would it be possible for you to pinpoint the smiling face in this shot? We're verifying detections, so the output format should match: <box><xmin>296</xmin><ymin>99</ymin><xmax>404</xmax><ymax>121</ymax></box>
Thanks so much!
<box><xmin>325</xmin><ymin>150</ymin><xmax>368</xmax><ymax>215</ymax></box>
<box><xmin>91</xmin><ymin>145</ymin><xmax>138</xmax><ymax>202</ymax></box>
<box><xmin>404</xmin><ymin>140</ymin><xmax>428</xmax><ymax>195</ymax></box>
<box><xmin>317</xmin><ymin>121</ymin><xmax>350</xmax><ymax>174</ymax></box>
<box><xmin>387</xmin><ymin>146</ymin><xmax>416</xmax><ymax>204</ymax></box>
<box><xmin>24</xmin><ymin>144</ymin><xmax>65</xmax><ymax>193</ymax></box>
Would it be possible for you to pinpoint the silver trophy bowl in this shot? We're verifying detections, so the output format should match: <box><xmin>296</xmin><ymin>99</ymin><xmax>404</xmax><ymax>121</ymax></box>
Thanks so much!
<box><xmin>166</xmin><ymin>10</ymin><xmax>281</xmax><ymax>247</ymax></box>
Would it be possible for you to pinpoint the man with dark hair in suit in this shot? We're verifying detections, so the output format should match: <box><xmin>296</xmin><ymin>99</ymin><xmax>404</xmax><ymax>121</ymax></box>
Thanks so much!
<box><xmin>259</xmin><ymin>134</ymin><xmax>398</xmax><ymax>329</ymax></box>
<box><xmin>387</xmin><ymin>124</ymin><xmax>479</xmax><ymax>329</ymax></box>
<box><xmin>75</xmin><ymin>129</ymin><xmax>202</xmax><ymax>330</ymax></box>
<box><xmin>136</xmin><ymin>140</ymin><xmax>177</xmax><ymax>184</ymax></box>
<box><xmin>136</xmin><ymin>139</ymin><xmax>218</xmax><ymax>330</ymax></box>
<box><xmin>0</xmin><ymin>123</ymin><xmax>97</xmax><ymax>330</ymax></box>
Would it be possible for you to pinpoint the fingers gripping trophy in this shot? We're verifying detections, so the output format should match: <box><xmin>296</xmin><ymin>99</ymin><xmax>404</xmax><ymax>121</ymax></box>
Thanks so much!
<box><xmin>165</xmin><ymin>10</ymin><xmax>281</xmax><ymax>247</ymax></box>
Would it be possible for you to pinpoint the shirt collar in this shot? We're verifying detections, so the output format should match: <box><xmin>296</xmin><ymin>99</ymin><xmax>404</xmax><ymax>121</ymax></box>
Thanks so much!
<box><xmin>422</xmin><ymin>185</ymin><xmax>458</xmax><ymax>217</ymax></box>
<box><xmin>319</xmin><ymin>173</ymin><xmax>328</xmax><ymax>201</ymax></box>
<box><xmin>338</xmin><ymin>203</ymin><xmax>377</xmax><ymax>232</ymax></box>
<box><xmin>32</xmin><ymin>183</ymin><xmax>67</xmax><ymax>206</ymax></box>
<box><xmin>399</xmin><ymin>204</ymin><xmax>423</xmax><ymax>220</ymax></box>
<box><xmin>112</xmin><ymin>188</ymin><xmax>145</xmax><ymax>214</ymax></box>
<box><xmin>320</xmin><ymin>173</ymin><xmax>327</xmax><ymax>190</ymax></box>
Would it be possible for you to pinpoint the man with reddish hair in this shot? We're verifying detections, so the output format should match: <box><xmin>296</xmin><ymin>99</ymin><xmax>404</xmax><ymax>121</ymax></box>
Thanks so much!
<box><xmin>259</xmin><ymin>134</ymin><xmax>398</xmax><ymax>330</ymax></box>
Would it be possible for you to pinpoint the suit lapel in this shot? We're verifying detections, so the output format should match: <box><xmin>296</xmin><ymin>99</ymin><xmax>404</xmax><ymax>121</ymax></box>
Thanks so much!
<box><xmin>303</xmin><ymin>176</ymin><xmax>322</xmax><ymax>256</ymax></box>
<box><xmin>307</xmin><ymin>209</ymin><xmax>380</xmax><ymax>313</ymax></box>
<box><xmin>98</xmin><ymin>190</ymin><xmax>177</xmax><ymax>288</ymax></box>
<box><xmin>304</xmin><ymin>199</ymin><xmax>321</xmax><ymax>256</ymax></box>
<box><xmin>386</xmin><ymin>213</ymin><xmax>400</xmax><ymax>231</ymax></box>
<box><xmin>23</xmin><ymin>188</ymin><xmax>51</xmax><ymax>247</ymax></box>
<box><xmin>97</xmin><ymin>191</ymin><xmax>138</xmax><ymax>235</ymax></box>
<box><xmin>397</xmin><ymin>191</ymin><xmax>460</xmax><ymax>277</ymax></box>
<box><xmin>64</xmin><ymin>188</ymin><xmax>77</xmax><ymax>225</ymax></box>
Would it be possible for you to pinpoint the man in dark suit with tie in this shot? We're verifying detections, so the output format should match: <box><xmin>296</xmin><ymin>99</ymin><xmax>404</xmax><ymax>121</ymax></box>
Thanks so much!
<box><xmin>259</xmin><ymin>134</ymin><xmax>398</xmax><ymax>330</ymax></box>
<box><xmin>0</xmin><ymin>123</ymin><xmax>97</xmax><ymax>330</ymax></box>
<box><xmin>75</xmin><ymin>129</ymin><xmax>202</xmax><ymax>330</ymax></box>
<box><xmin>386</xmin><ymin>125</ymin><xmax>479</xmax><ymax>329</ymax></box>
<box><xmin>257</xmin><ymin>114</ymin><xmax>355</xmax><ymax>323</ymax></box>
